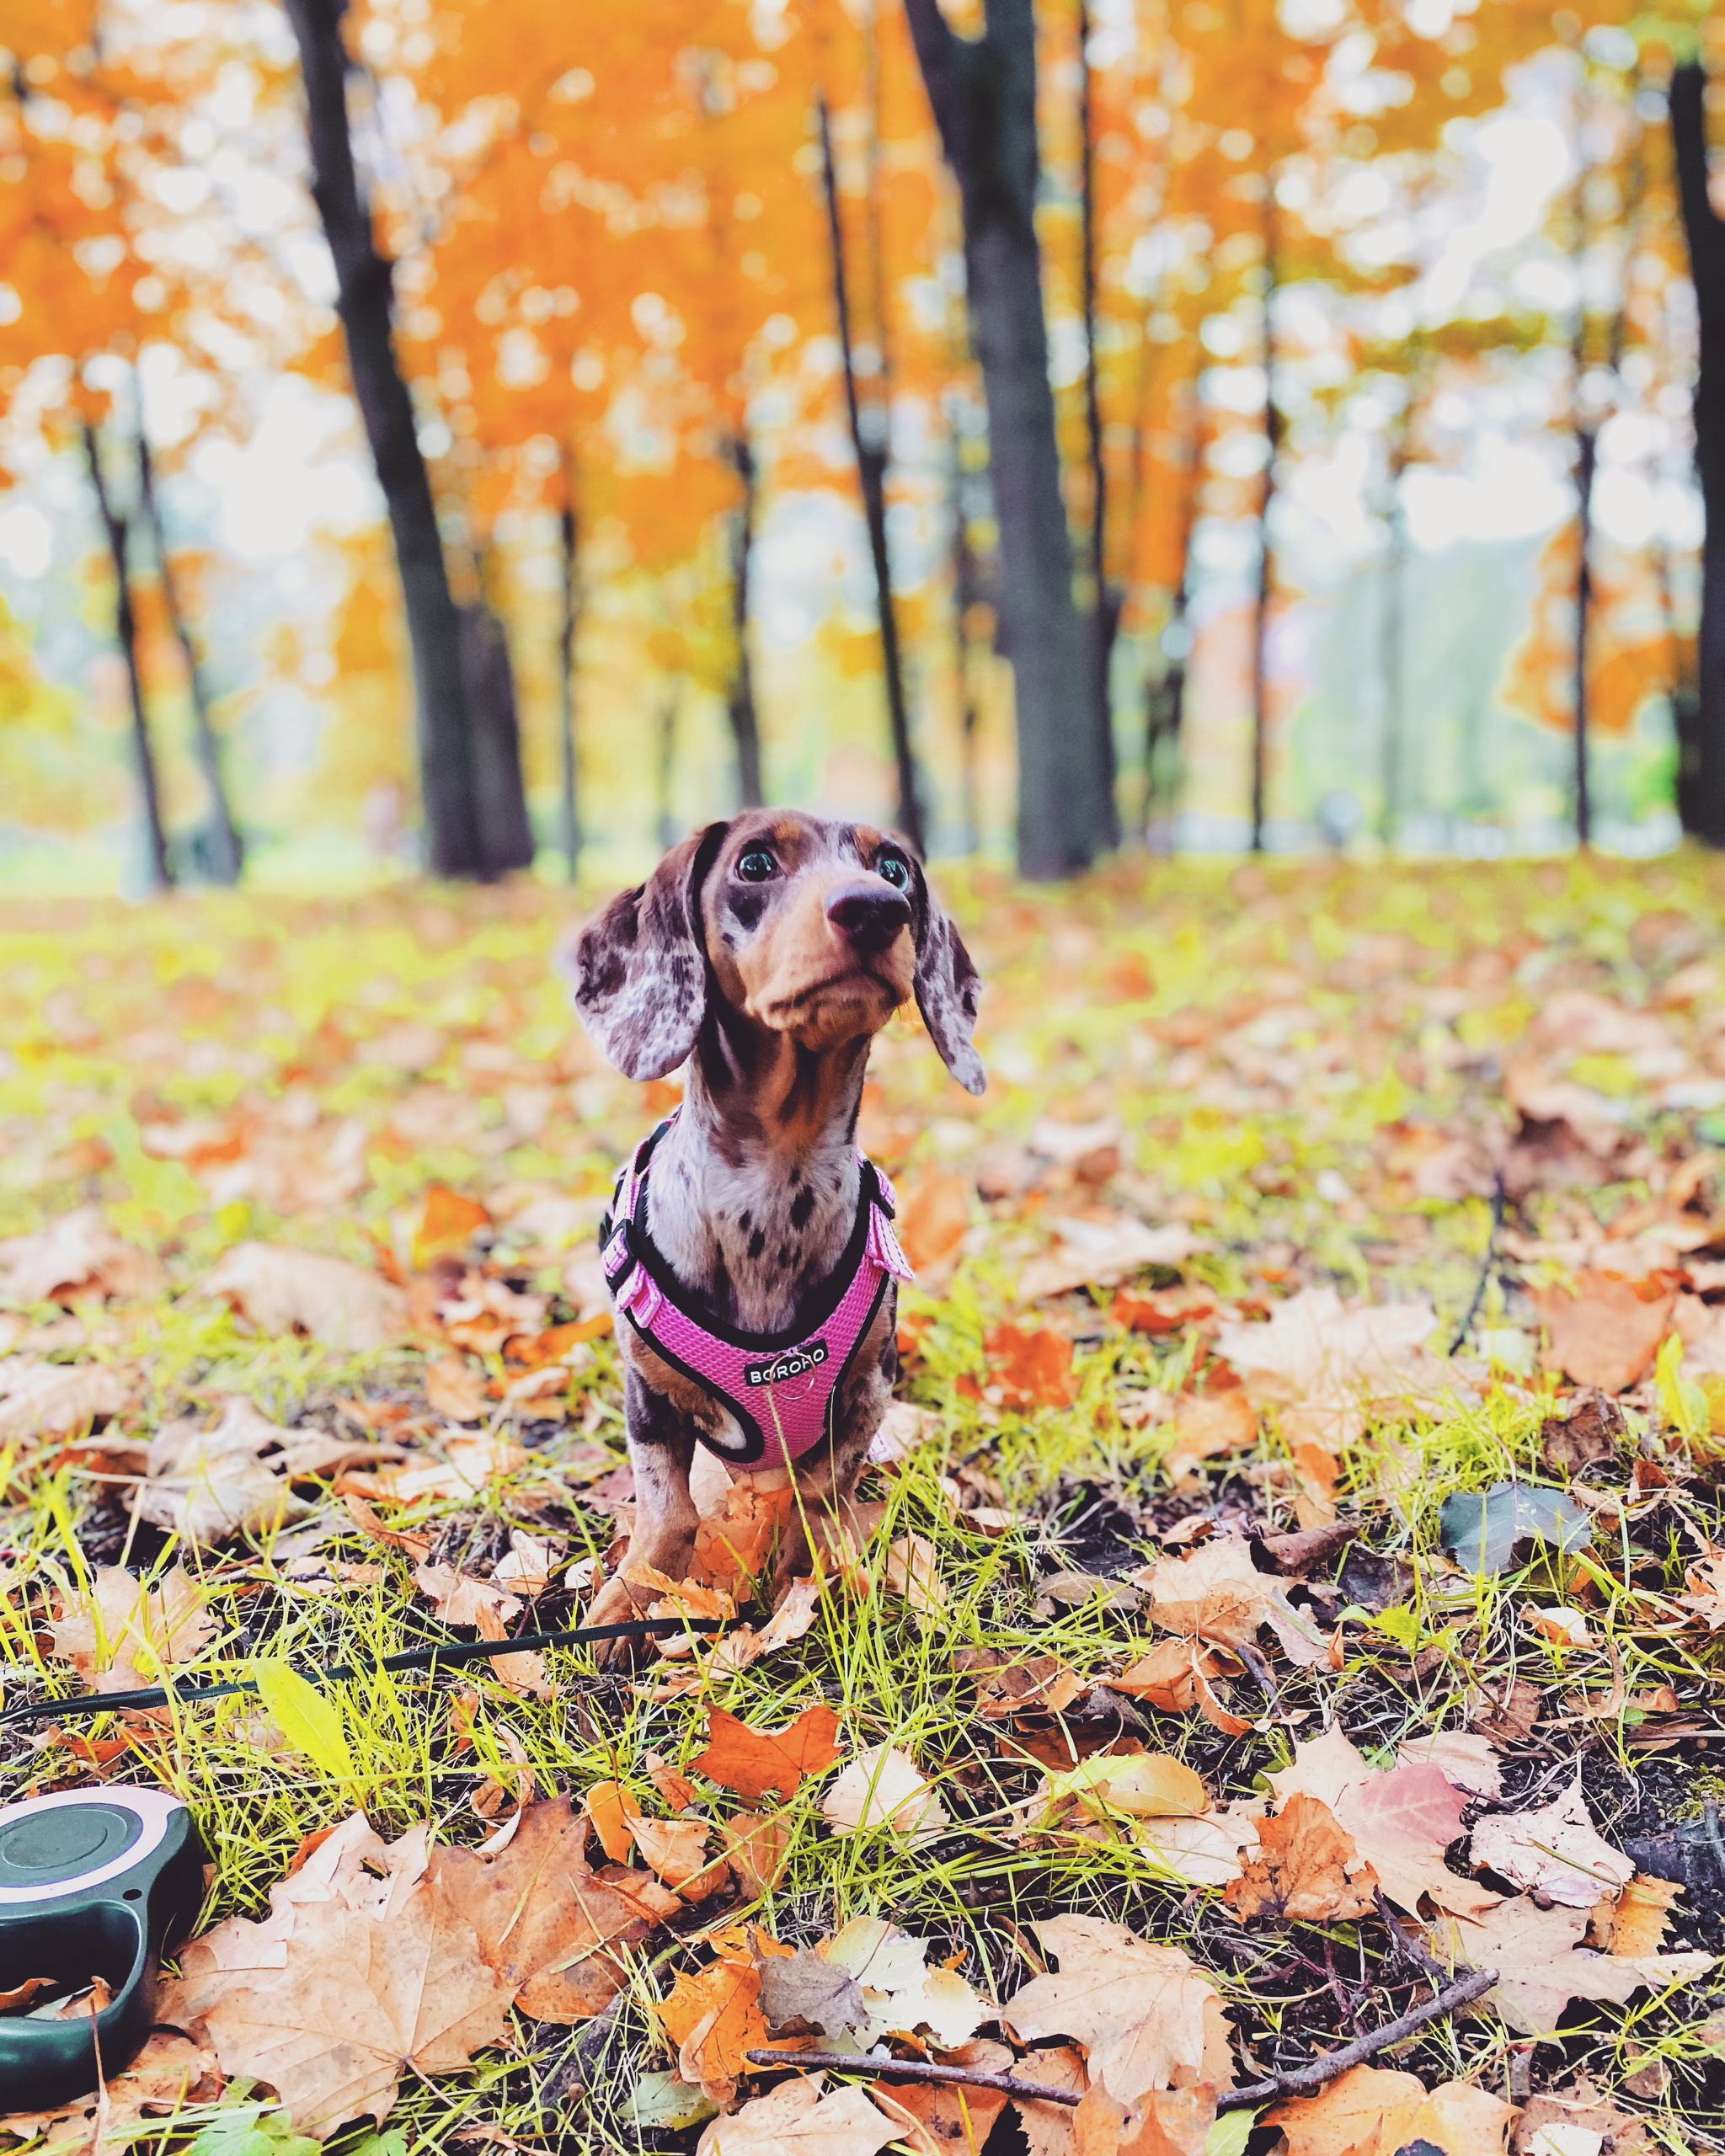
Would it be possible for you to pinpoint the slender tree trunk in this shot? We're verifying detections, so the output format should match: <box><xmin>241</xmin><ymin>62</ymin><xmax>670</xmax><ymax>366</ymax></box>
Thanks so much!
<box><xmin>1137</xmin><ymin>367</ymin><xmax>1201</xmax><ymax>849</ymax></box>
<box><xmin>1249</xmin><ymin>193</ymin><xmax>1280</xmax><ymax>853</ymax></box>
<box><xmin>1076</xmin><ymin>0</ymin><xmax>1119</xmax><ymax>848</ymax></box>
<box><xmin>655</xmin><ymin>686</ymin><xmax>681</xmax><ymax>851</ymax></box>
<box><xmin>83</xmin><ymin>420</ymin><xmax>171</xmax><ymax>892</ymax></box>
<box><xmin>905</xmin><ymin>0</ymin><xmax>1108</xmax><ymax>879</ymax></box>
<box><xmin>458</xmin><ymin>598</ymin><xmax>534</xmax><ymax>875</ymax></box>
<box><xmin>1573</xmin><ymin>424</ymin><xmax>1596</xmax><ymax>846</ymax></box>
<box><xmin>726</xmin><ymin>432</ymin><xmax>765</xmax><ymax>807</ymax></box>
<box><xmin>134</xmin><ymin>428</ymin><xmax>241</xmax><ymax>883</ymax></box>
<box><xmin>558</xmin><ymin>484</ymin><xmax>580</xmax><ymax>879</ymax></box>
<box><xmin>1379</xmin><ymin>440</ymin><xmax>1407</xmax><ymax>846</ymax></box>
<box><xmin>282</xmin><ymin>0</ymin><xmax>488</xmax><ymax>878</ymax></box>
<box><xmin>1671</xmin><ymin>62</ymin><xmax>1725</xmax><ymax>841</ymax></box>
<box><xmin>948</xmin><ymin>415</ymin><xmax>984</xmax><ymax>853</ymax></box>
<box><xmin>817</xmin><ymin>92</ymin><xmax>925</xmax><ymax>853</ymax></box>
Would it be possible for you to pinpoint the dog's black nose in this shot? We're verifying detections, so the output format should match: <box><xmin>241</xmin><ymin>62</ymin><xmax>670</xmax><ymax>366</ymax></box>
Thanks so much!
<box><xmin>825</xmin><ymin>877</ymin><xmax>912</xmax><ymax>949</ymax></box>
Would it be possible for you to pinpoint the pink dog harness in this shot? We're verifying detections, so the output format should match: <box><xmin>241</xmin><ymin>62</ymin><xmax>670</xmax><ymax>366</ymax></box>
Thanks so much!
<box><xmin>601</xmin><ymin>1113</ymin><xmax>914</xmax><ymax>1469</ymax></box>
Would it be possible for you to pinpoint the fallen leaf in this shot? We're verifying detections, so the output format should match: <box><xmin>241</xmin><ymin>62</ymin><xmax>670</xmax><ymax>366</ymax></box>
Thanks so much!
<box><xmin>1167</xmin><ymin>1390</ymin><xmax>1258</xmax><ymax>1461</ymax></box>
<box><xmin>1212</xmin><ymin>1288</ymin><xmax>1447</xmax><ymax>1445</ymax></box>
<box><xmin>425</xmin><ymin>1353</ymin><xmax>489</xmax><ymax>1423</ymax></box>
<box><xmin>1469</xmin><ymin>1777</ymin><xmax>1634</xmax><ymax>1907</ymax></box>
<box><xmin>628</xmin><ymin>1816</ymin><xmax>723</xmax><ymax>1898</ymax></box>
<box><xmin>1439</xmin><ymin>1480</ymin><xmax>1594</xmax><ymax>1575</ymax></box>
<box><xmin>1268</xmin><ymin>1727</ymin><xmax>1498</xmax><ymax>1919</ymax></box>
<box><xmin>1597</xmin><ymin>1874</ymin><xmax>1683</xmax><ymax>1957</ymax></box>
<box><xmin>0</xmin><ymin>1208</ymin><xmax>159</xmax><ymax>1307</ymax></box>
<box><xmin>1016</xmin><ymin>1217</ymin><xmax>1196</xmax><ymax>1302</ymax></box>
<box><xmin>757</xmin><ymin>1943</ymin><xmax>868</xmax><ymax>2036</ymax></box>
<box><xmin>1540</xmin><ymin>1388</ymin><xmax>1628</xmax><ymax>1473</ymax></box>
<box><xmin>1107</xmin><ymin>1640</ymin><xmax>1249</xmax><ymax>1734</ymax></box>
<box><xmin>721</xmin><ymin>1811</ymin><xmax>791</xmax><ymax>1897</ymax></box>
<box><xmin>1038</xmin><ymin>1751</ymin><xmax>1208</xmax><ymax>1825</ymax></box>
<box><xmin>204</xmin><ymin>1242</ymin><xmax>409</xmax><ymax>1352</ymax></box>
<box><xmin>1009</xmin><ymin>2046</ymin><xmax>1089</xmax><ymax>2156</ymax></box>
<box><xmin>822</xmin><ymin>1743</ymin><xmax>950</xmax><ymax>1843</ymax></box>
<box><xmin>1435</xmin><ymin>1896</ymin><xmax>1714</xmax><ymax>2034</ymax></box>
<box><xmin>48</xmin><ymin>1561</ymin><xmax>216</xmax><ymax>1692</ymax></box>
<box><xmin>695</xmin><ymin>1702</ymin><xmax>843</xmax><ymax>1805</ymax></box>
<box><xmin>585</xmin><ymin>1780</ymin><xmax>642</xmax><ymax>1863</ymax></box>
<box><xmin>697</xmin><ymin>2075</ymin><xmax>900</xmax><ymax>2156</ymax></box>
<box><xmin>338</xmin><ymin>1430</ymin><xmax>533</xmax><ymax>1505</ymax></box>
<box><xmin>897</xmin><ymin>1170</ymin><xmax>971</xmax><ymax>1271</ymax></box>
<box><xmin>1225</xmin><ymin>1794</ymin><xmax>1378</xmax><ymax>1923</ymax></box>
<box><xmin>1265</xmin><ymin>2065</ymin><xmax>1514</xmax><ymax>2156</ymax></box>
<box><xmin>657</xmin><ymin>1954</ymin><xmax>770</xmax><ymax>2104</ymax></box>
<box><xmin>1533</xmin><ymin>1272</ymin><xmax>1675</xmax><ymax>1392</ymax></box>
<box><xmin>1396</xmin><ymin>1731</ymin><xmax>1504</xmax><ymax>1798</ymax></box>
<box><xmin>1004</xmin><ymin>1913</ymin><xmax>1232</xmax><ymax>2104</ymax></box>
<box><xmin>132</xmin><ymin>1396</ymin><xmax>328</xmax><ymax>1544</ymax></box>
<box><xmin>885</xmin><ymin>1533</ymin><xmax>947</xmax><ymax>1617</ymax></box>
<box><xmin>414</xmin><ymin>1559</ymin><xmax>522</xmax><ymax>1630</ymax></box>
<box><xmin>1137</xmin><ymin>1810</ymin><xmax>1261</xmax><ymax>1887</ymax></box>
<box><xmin>985</xmin><ymin>1322</ymin><xmax>1076</xmax><ymax>1411</ymax></box>
<box><xmin>819</xmin><ymin>1917</ymin><xmax>989</xmax><ymax>2047</ymax></box>
<box><xmin>426</xmin><ymin>1797</ymin><xmax>680</xmax><ymax>2022</ymax></box>
<box><xmin>1138</xmin><ymin>1535</ymin><xmax>1324</xmax><ymax>1667</ymax></box>
<box><xmin>413</xmin><ymin>1185</ymin><xmax>491</xmax><ymax>1269</ymax></box>
<box><xmin>0</xmin><ymin>2029</ymin><xmax>222</xmax><ymax>2148</ymax></box>
<box><xmin>874</xmin><ymin>2044</ymin><xmax>1012</xmax><ymax>2154</ymax></box>
<box><xmin>0</xmin><ymin>1359</ymin><xmax>131</xmax><ymax>1438</ymax></box>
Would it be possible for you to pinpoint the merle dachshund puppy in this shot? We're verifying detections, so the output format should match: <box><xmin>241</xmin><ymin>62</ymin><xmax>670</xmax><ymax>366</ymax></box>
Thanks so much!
<box><xmin>561</xmin><ymin>811</ymin><xmax>984</xmax><ymax>1658</ymax></box>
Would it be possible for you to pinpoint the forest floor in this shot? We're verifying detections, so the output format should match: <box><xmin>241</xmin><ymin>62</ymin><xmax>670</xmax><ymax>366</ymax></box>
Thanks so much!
<box><xmin>2</xmin><ymin>855</ymin><xmax>1725</xmax><ymax>2156</ymax></box>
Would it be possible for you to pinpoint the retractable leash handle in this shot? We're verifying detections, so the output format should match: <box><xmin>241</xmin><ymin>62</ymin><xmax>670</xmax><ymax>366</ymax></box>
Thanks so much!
<box><xmin>0</xmin><ymin>1788</ymin><xmax>206</xmax><ymax>2106</ymax></box>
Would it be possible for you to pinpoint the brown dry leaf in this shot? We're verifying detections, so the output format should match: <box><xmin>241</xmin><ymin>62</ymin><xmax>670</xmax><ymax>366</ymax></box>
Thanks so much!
<box><xmin>585</xmin><ymin>1780</ymin><xmax>642</xmax><ymax>1862</ymax></box>
<box><xmin>1511</xmin><ymin>2086</ymin><xmax>1654</xmax><ymax>2155</ymax></box>
<box><xmin>342</xmin><ymin>1491</ymin><xmax>433</xmax><ymax>1561</ymax></box>
<box><xmin>957</xmin><ymin>1647</ymin><xmax>1085</xmax><ymax>1721</ymax></box>
<box><xmin>0</xmin><ymin>1208</ymin><xmax>160</xmax><ymax>1308</ymax></box>
<box><xmin>1532</xmin><ymin>1272</ymin><xmax>1676</xmax><ymax>1392</ymax></box>
<box><xmin>1678</xmin><ymin>1549</ymin><xmax>1725</xmax><ymax>1628</ymax></box>
<box><xmin>133</xmin><ymin>1395</ymin><xmax>364</xmax><ymax>1545</ymax></box>
<box><xmin>1010</xmin><ymin>2046</ymin><xmax>1089</xmax><ymax>2156</ymax></box>
<box><xmin>48</xmin><ymin>1562</ymin><xmax>216</xmax><ymax>1691</ymax></box>
<box><xmin>697</xmin><ymin>2076</ymin><xmax>901</xmax><ymax>2156</ymax></box>
<box><xmin>1167</xmin><ymin>1390</ymin><xmax>1258</xmax><ymax>1462</ymax></box>
<box><xmin>1265</xmin><ymin>2065</ymin><xmax>1514</xmax><ymax>2156</ymax></box>
<box><xmin>657</xmin><ymin>1954</ymin><xmax>770</xmax><ymax>2105</ymax></box>
<box><xmin>1599</xmin><ymin>1874</ymin><xmax>1683</xmax><ymax>1956</ymax></box>
<box><xmin>646</xmin><ymin>1752</ymin><xmax>698</xmax><ymax>1810</ymax></box>
<box><xmin>414</xmin><ymin>1559</ymin><xmax>522</xmax><ymax>1630</ymax></box>
<box><xmin>0</xmin><ymin>2029</ymin><xmax>222</xmax><ymax>2148</ymax></box>
<box><xmin>897</xmin><ymin>1170</ymin><xmax>971</xmax><ymax>1272</ymax></box>
<box><xmin>492</xmin><ymin>1529</ymin><xmax>564</xmax><ymax>1598</ymax></box>
<box><xmin>757</xmin><ymin>1943</ymin><xmax>868</xmax><ymax>2037</ymax></box>
<box><xmin>339</xmin><ymin>1430</ymin><xmax>533</xmax><ymax>1505</ymax></box>
<box><xmin>692</xmin><ymin>1478</ymin><xmax>795</xmax><ymax>1593</ymax></box>
<box><xmin>1468</xmin><ymin>1673</ymin><xmax>1542</xmax><ymax>1744</ymax></box>
<box><xmin>426</xmin><ymin>1797</ymin><xmax>679</xmax><ymax>2022</ymax></box>
<box><xmin>628</xmin><ymin>1815</ymin><xmax>723</xmax><ymax>1898</ymax></box>
<box><xmin>1268</xmin><ymin>1726</ymin><xmax>1500</xmax><ymax>1919</ymax></box>
<box><xmin>822</xmin><ymin>1743</ymin><xmax>950</xmax><ymax>1843</ymax></box>
<box><xmin>471</xmin><ymin>1597</ymin><xmax>550</xmax><ymax>1700</ymax></box>
<box><xmin>695</xmin><ymin>1702</ymin><xmax>843</xmax><ymax>1805</ymax></box>
<box><xmin>1396</xmin><ymin>1731</ymin><xmax>1504</xmax><ymax>1799</ymax></box>
<box><xmin>1212</xmin><ymin>1288</ymin><xmax>1447</xmax><ymax>1445</ymax></box>
<box><xmin>1468</xmin><ymin>1777</ymin><xmax>1634</xmax><ymax>1908</ymax></box>
<box><xmin>1434</xmin><ymin>1896</ymin><xmax>1714</xmax><ymax>2033</ymax></box>
<box><xmin>0</xmin><ymin>1359</ymin><xmax>131</xmax><ymax>1439</ymax></box>
<box><xmin>1108</xmin><ymin>1640</ymin><xmax>1249</xmax><ymax>1736</ymax></box>
<box><xmin>203</xmin><ymin>1241</ymin><xmax>409</xmax><ymax>1351</ymax></box>
<box><xmin>164</xmin><ymin>1862</ymin><xmax>515</xmax><ymax>2133</ymax></box>
<box><xmin>1004</xmin><ymin>1913</ymin><xmax>1231</xmax><ymax>2105</ymax></box>
<box><xmin>1137</xmin><ymin>1535</ymin><xmax>1324</xmax><ymax>1668</ymax></box>
<box><xmin>1225</xmin><ymin>1794</ymin><xmax>1378</xmax><ymax>1923</ymax></box>
<box><xmin>1015</xmin><ymin>1217</ymin><xmax>1196</xmax><ymax>1303</ymax></box>
<box><xmin>721</xmin><ymin>1810</ymin><xmax>791</xmax><ymax>1896</ymax></box>
<box><xmin>425</xmin><ymin>1353</ymin><xmax>489</xmax><ymax>1423</ymax></box>
<box><xmin>885</xmin><ymin>1533</ymin><xmax>946</xmax><ymax>1618</ymax></box>
<box><xmin>873</xmin><ymin>2041</ymin><xmax>1014</xmax><ymax>2154</ymax></box>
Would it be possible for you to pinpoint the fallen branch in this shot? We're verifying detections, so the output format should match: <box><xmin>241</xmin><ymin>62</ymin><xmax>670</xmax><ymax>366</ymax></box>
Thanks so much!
<box><xmin>745</xmin><ymin>2050</ymin><xmax>1081</xmax><ymax>2107</ymax></box>
<box><xmin>1216</xmin><ymin>1965</ymin><xmax>1499</xmax><ymax>2113</ymax></box>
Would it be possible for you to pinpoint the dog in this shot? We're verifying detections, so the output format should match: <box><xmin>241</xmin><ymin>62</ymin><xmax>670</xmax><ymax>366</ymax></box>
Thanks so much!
<box><xmin>559</xmin><ymin>811</ymin><xmax>985</xmax><ymax>1657</ymax></box>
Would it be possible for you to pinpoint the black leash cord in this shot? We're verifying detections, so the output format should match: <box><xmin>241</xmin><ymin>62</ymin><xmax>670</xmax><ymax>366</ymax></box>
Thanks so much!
<box><xmin>0</xmin><ymin>1617</ymin><xmax>728</xmax><ymax>1728</ymax></box>
<box><xmin>1448</xmin><ymin>1169</ymin><xmax>1507</xmax><ymax>1356</ymax></box>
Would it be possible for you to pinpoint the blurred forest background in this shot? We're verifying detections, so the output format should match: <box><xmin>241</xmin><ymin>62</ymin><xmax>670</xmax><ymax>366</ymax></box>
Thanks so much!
<box><xmin>0</xmin><ymin>0</ymin><xmax>1722</xmax><ymax>890</ymax></box>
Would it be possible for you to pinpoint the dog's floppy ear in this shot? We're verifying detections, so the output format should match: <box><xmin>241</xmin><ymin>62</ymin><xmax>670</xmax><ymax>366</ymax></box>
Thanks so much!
<box><xmin>557</xmin><ymin>821</ymin><xmax>729</xmax><ymax>1079</ymax></box>
<box><xmin>910</xmin><ymin>863</ymin><xmax>985</xmax><ymax>1095</ymax></box>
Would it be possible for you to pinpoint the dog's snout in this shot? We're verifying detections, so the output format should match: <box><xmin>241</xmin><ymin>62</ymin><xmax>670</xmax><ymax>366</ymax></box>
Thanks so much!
<box><xmin>825</xmin><ymin>877</ymin><xmax>912</xmax><ymax>949</ymax></box>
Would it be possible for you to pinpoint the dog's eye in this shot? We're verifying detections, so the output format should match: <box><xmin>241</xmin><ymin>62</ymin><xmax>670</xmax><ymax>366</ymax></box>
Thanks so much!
<box><xmin>876</xmin><ymin>851</ymin><xmax>911</xmax><ymax>890</ymax></box>
<box><xmin>736</xmin><ymin>849</ymin><xmax>777</xmax><ymax>883</ymax></box>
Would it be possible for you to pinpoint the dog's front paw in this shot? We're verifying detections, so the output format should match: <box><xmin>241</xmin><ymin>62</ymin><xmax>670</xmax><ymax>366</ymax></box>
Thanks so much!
<box><xmin>584</xmin><ymin>1575</ymin><xmax>651</xmax><ymax>1668</ymax></box>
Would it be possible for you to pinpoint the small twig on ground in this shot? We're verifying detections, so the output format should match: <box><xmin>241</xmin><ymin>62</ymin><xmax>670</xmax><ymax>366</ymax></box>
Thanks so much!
<box><xmin>744</xmin><ymin>2051</ymin><xmax>1082</xmax><ymax>2107</ymax></box>
<box><xmin>1374</xmin><ymin>1888</ymin><xmax>1446</xmax><ymax>1993</ymax></box>
<box><xmin>1449</xmin><ymin>1171</ymin><xmax>1506</xmax><ymax>1354</ymax></box>
<box><xmin>1215</xmin><ymin>1966</ymin><xmax>1499</xmax><ymax>2113</ymax></box>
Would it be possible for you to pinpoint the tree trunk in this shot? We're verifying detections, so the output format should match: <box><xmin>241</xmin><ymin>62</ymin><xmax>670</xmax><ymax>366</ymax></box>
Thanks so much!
<box><xmin>817</xmin><ymin>93</ymin><xmax>925</xmax><ymax>853</ymax></box>
<box><xmin>1249</xmin><ymin>195</ymin><xmax>1280</xmax><ymax>853</ymax></box>
<box><xmin>1076</xmin><ymin>0</ymin><xmax>1119</xmax><ymax>849</ymax></box>
<box><xmin>558</xmin><ymin>485</ymin><xmax>580</xmax><ymax>879</ymax></box>
<box><xmin>726</xmin><ymin>432</ymin><xmax>765</xmax><ymax>807</ymax></box>
<box><xmin>282</xmin><ymin>0</ymin><xmax>486</xmax><ymax>878</ymax></box>
<box><xmin>134</xmin><ymin>424</ymin><xmax>242</xmax><ymax>884</ymax></box>
<box><xmin>458</xmin><ymin>601</ymin><xmax>534</xmax><ymax>876</ymax></box>
<box><xmin>1379</xmin><ymin>444</ymin><xmax>1407</xmax><ymax>846</ymax></box>
<box><xmin>1573</xmin><ymin>424</ymin><xmax>1596</xmax><ymax>847</ymax></box>
<box><xmin>1673</xmin><ymin>63</ymin><xmax>1725</xmax><ymax>841</ymax></box>
<box><xmin>83</xmin><ymin>420</ymin><xmax>170</xmax><ymax>893</ymax></box>
<box><xmin>905</xmin><ymin>0</ymin><xmax>1108</xmax><ymax>879</ymax></box>
<box><xmin>948</xmin><ymin>414</ymin><xmax>985</xmax><ymax>853</ymax></box>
